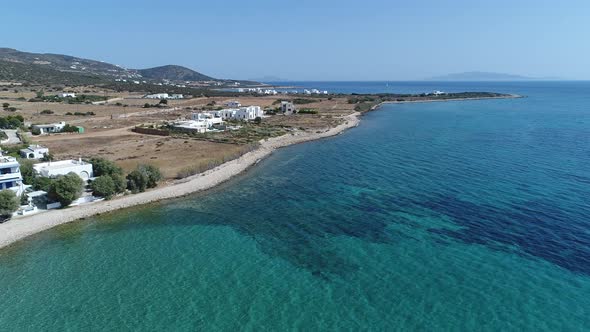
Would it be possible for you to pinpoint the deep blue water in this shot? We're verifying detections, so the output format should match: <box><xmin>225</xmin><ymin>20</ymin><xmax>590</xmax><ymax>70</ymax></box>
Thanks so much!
<box><xmin>0</xmin><ymin>81</ymin><xmax>589</xmax><ymax>330</ymax></box>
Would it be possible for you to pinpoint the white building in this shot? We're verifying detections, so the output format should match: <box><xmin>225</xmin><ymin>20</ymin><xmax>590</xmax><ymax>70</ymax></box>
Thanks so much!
<box><xmin>144</xmin><ymin>93</ymin><xmax>183</xmax><ymax>99</ymax></box>
<box><xmin>191</xmin><ymin>112</ymin><xmax>224</xmax><ymax>127</ymax></box>
<box><xmin>32</xmin><ymin>121</ymin><xmax>66</xmax><ymax>134</ymax></box>
<box><xmin>225</xmin><ymin>100</ymin><xmax>241</xmax><ymax>108</ymax></box>
<box><xmin>20</xmin><ymin>145</ymin><xmax>49</xmax><ymax>159</ymax></box>
<box><xmin>59</xmin><ymin>93</ymin><xmax>76</xmax><ymax>98</ymax></box>
<box><xmin>0</xmin><ymin>155</ymin><xmax>25</xmax><ymax>196</ymax></box>
<box><xmin>281</xmin><ymin>101</ymin><xmax>296</xmax><ymax>115</ymax></box>
<box><xmin>211</xmin><ymin>106</ymin><xmax>263</xmax><ymax>121</ymax></box>
<box><xmin>173</xmin><ymin>112</ymin><xmax>225</xmax><ymax>133</ymax></box>
<box><xmin>235</xmin><ymin>106</ymin><xmax>263</xmax><ymax>120</ymax></box>
<box><xmin>172</xmin><ymin>120</ymin><xmax>208</xmax><ymax>133</ymax></box>
<box><xmin>144</xmin><ymin>93</ymin><xmax>169</xmax><ymax>99</ymax></box>
<box><xmin>33</xmin><ymin>159</ymin><xmax>94</xmax><ymax>181</ymax></box>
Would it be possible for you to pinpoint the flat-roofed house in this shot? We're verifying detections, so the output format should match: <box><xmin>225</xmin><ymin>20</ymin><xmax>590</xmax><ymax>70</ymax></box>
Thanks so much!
<box><xmin>33</xmin><ymin>159</ymin><xmax>94</xmax><ymax>181</ymax></box>
<box><xmin>20</xmin><ymin>145</ymin><xmax>49</xmax><ymax>159</ymax></box>
<box><xmin>32</xmin><ymin>121</ymin><xmax>66</xmax><ymax>134</ymax></box>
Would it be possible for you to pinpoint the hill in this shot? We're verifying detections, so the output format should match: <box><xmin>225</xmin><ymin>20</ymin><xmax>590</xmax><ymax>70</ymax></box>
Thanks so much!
<box><xmin>429</xmin><ymin>71</ymin><xmax>535</xmax><ymax>81</ymax></box>
<box><xmin>0</xmin><ymin>48</ymin><xmax>221</xmax><ymax>84</ymax></box>
<box><xmin>0</xmin><ymin>59</ymin><xmax>105</xmax><ymax>85</ymax></box>
<box><xmin>137</xmin><ymin>65</ymin><xmax>213</xmax><ymax>82</ymax></box>
<box><xmin>0</xmin><ymin>48</ymin><xmax>133</xmax><ymax>78</ymax></box>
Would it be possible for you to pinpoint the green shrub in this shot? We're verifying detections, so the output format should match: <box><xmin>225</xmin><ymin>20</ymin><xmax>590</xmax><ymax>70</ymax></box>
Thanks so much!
<box><xmin>89</xmin><ymin>157</ymin><xmax>123</xmax><ymax>177</ymax></box>
<box><xmin>126</xmin><ymin>170</ymin><xmax>147</xmax><ymax>193</ymax></box>
<box><xmin>0</xmin><ymin>190</ymin><xmax>19</xmax><ymax>220</ymax></box>
<box><xmin>19</xmin><ymin>160</ymin><xmax>35</xmax><ymax>185</ymax></box>
<box><xmin>40</xmin><ymin>109</ymin><xmax>54</xmax><ymax>115</ymax></box>
<box><xmin>47</xmin><ymin>173</ymin><xmax>84</xmax><ymax>207</ymax></box>
<box><xmin>138</xmin><ymin>164</ymin><xmax>162</xmax><ymax>189</ymax></box>
<box><xmin>33</xmin><ymin>176</ymin><xmax>53</xmax><ymax>192</ymax></box>
<box><xmin>90</xmin><ymin>176</ymin><xmax>116</xmax><ymax>199</ymax></box>
<box><xmin>126</xmin><ymin>164</ymin><xmax>162</xmax><ymax>193</ymax></box>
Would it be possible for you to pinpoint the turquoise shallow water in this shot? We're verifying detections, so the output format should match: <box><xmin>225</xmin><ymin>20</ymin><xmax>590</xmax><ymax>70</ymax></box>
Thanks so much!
<box><xmin>1</xmin><ymin>82</ymin><xmax>590</xmax><ymax>330</ymax></box>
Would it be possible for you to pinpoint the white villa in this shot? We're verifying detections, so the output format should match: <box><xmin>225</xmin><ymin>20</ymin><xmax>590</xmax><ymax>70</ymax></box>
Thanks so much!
<box><xmin>58</xmin><ymin>92</ymin><xmax>76</xmax><ymax>98</ymax></box>
<box><xmin>144</xmin><ymin>93</ymin><xmax>184</xmax><ymax>99</ymax></box>
<box><xmin>172</xmin><ymin>112</ymin><xmax>225</xmax><ymax>133</ymax></box>
<box><xmin>217</xmin><ymin>106</ymin><xmax>263</xmax><ymax>121</ymax></box>
<box><xmin>0</xmin><ymin>154</ymin><xmax>25</xmax><ymax>196</ymax></box>
<box><xmin>281</xmin><ymin>101</ymin><xmax>296</xmax><ymax>115</ymax></box>
<box><xmin>33</xmin><ymin>159</ymin><xmax>94</xmax><ymax>181</ymax></box>
<box><xmin>32</xmin><ymin>121</ymin><xmax>66</xmax><ymax>134</ymax></box>
<box><xmin>172</xmin><ymin>120</ymin><xmax>208</xmax><ymax>133</ymax></box>
<box><xmin>145</xmin><ymin>93</ymin><xmax>169</xmax><ymax>99</ymax></box>
<box><xmin>20</xmin><ymin>145</ymin><xmax>49</xmax><ymax>159</ymax></box>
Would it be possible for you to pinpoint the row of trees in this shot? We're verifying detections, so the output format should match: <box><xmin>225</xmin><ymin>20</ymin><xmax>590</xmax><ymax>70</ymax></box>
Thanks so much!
<box><xmin>90</xmin><ymin>158</ymin><xmax>162</xmax><ymax>199</ymax></box>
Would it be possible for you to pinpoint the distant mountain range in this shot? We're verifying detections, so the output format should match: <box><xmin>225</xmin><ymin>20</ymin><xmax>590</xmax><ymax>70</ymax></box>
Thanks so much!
<box><xmin>0</xmin><ymin>48</ymin><xmax>217</xmax><ymax>84</ymax></box>
<box><xmin>429</xmin><ymin>71</ymin><xmax>559</xmax><ymax>81</ymax></box>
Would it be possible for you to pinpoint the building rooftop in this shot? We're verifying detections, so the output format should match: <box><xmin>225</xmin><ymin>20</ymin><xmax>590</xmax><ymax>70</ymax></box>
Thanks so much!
<box><xmin>0</xmin><ymin>155</ymin><xmax>18</xmax><ymax>164</ymax></box>
<box><xmin>34</xmin><ymin>159</ymin><xmax>89</xmax><ymax>171</ymax></box>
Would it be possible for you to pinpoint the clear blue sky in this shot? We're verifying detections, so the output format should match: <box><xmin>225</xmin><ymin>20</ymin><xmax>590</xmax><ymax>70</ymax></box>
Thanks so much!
<box><xmin>2</xmin><ymin>0</ymin><xmax>589</xmax><ymax>80</ymax></box>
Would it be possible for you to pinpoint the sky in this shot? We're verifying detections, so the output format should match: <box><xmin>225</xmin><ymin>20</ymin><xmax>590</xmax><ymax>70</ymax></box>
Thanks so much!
<box><xmin>1</xmin><ymin>0</ymin><xmax>589</xmax><ymax>80</ymax></box>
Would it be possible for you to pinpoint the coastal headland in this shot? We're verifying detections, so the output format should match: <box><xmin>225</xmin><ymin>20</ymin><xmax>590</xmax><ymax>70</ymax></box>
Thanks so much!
<box><xmin>0</xmin><ymin>91</ymin><xmax>520</xmax><ymax>250</ymax></box>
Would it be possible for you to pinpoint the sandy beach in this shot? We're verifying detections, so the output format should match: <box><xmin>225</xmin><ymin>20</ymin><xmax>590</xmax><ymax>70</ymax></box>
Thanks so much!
<box><xmin>0</xmin><ymin>113</ymin><xmax>361</xmax><ymax>250</ymax></box>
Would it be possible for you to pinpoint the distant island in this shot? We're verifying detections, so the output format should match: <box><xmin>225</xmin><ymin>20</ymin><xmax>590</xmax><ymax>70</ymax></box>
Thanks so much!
<box><xmin>428</xmin><ymin>71</ymin><xmax>558</xmax><ymax>81</ymax></box>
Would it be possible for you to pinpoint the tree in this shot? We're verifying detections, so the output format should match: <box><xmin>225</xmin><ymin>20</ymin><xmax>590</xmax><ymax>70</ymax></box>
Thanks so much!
<box><xmin>138</xmin><ymin>164</ymin><xmax>162</xmax><ymax>189</ymax></box>
<box><xmin>90</xmin><ymin>176</ymin><xmax>116</xmax><ymax>199</ymax></box>
<box><xmin>19</xmin><ymin>159</ymin><xmax>35</xmax><ymax>185</ymax></box>
<box><xmin>126</xmin><ymin>164</ymin><xmax>162</xmax><ymax>194</ymax></box>
<box><xmin>89</xmin><ymin>157</ymin><xmax>123</xmax><ymax>177</ymax></box>
<box><xmin>48</xmin><ymin>173</ymin><xmax>84</xmax><ymax>207</ymax></box>
<box><xmin>110</xmin><ymin>174</ymin><xmax>127</xmax><ymax>194</ymax></box>
<box><xmin>2</xmin><ymin>103</ymin><xmax>9</xmax><ymax>109</ymax></box>
<box><xmin>159</xmin><ymin>99</ymin><xmax>168</xmax><ymax>105</ymax></box>
<box><xmin>33</xmin><ymin>176</ymin><xmax>53</xmax><ymax>192</ymax></box>
<box><xmin>254</xmin><ymin>117</ymin><xmax>262</xmax><ymax>124</ymax></box>
<box><xmin>88</xmin><ymin>157</ymin><xmax>126</xmax><ymax>194</ymax></box>
<box><xmin>0</xmin><ymin>190</ymin><xmax>19</xmax><ymax>220</ymax></box>
<box><xmin>126</xmin><ymin>170</ymin><xmax>147</xmax><ymax>193</ymax></box>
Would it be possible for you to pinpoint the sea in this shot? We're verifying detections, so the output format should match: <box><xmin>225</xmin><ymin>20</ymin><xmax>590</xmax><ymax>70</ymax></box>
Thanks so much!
<box><xmin>1</xmin><ymin>81</ymin><xmax>589</xmax><ymax>331</ymax></box>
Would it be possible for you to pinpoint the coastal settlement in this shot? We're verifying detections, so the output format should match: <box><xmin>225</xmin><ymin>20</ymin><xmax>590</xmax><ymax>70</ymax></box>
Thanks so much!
<box><xmin>0</xmin><ymin>79</ymin><xmax>514</xmax><ymax>237</ymax></box>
